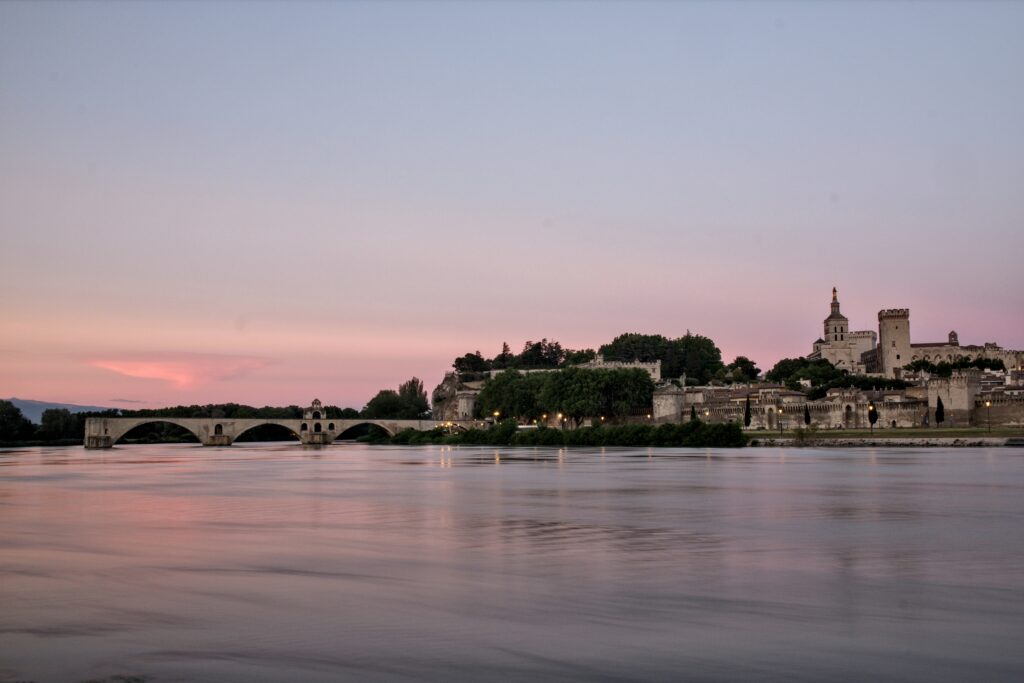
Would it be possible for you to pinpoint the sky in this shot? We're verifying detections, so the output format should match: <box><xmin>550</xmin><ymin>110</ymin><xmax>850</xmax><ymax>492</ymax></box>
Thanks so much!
<box><xmin>1</xmin><ymin>1</ymin><xmax>1022</xmax><ymax>410</ymax></box>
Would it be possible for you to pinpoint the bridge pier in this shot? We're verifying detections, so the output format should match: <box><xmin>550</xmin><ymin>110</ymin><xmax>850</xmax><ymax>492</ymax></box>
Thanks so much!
<box><xmin>85</xmin><ymin>435</ymin><xmax>114</xmax><ymax>449</ymax></box>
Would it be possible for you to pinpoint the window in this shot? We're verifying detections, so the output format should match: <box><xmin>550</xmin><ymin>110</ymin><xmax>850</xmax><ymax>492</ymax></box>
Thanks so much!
<box><xmin>896</xmin><ymin>354</ymin><xmax>900</xmax><ymax>360</ymax></box>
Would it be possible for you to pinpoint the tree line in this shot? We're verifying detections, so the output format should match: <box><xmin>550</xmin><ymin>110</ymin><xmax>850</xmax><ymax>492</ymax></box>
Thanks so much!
<box><xmin>903</xmin><ymin>356</ymin><xmax>1005</xmax><ymax>377</ymax></box>
<box><xmin>474</xmin><ymin>367</ymin><xmax>655</xmax><ymax>427</ymax></box>
<box><xmin>452</xmin><ymin>332</ymin><xmax>757</xmax><ymax>386</ymax></box>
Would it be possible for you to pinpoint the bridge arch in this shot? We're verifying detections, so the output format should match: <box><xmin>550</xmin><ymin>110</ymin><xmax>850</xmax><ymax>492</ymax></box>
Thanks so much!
<box><xmin>109</xmin><ymin>418</ymin><xmax>203</xmax><ymax>446</ymax></box>
<box><xmin>333</xmin><ymin>421</ymin><xmax>398</xmax><ymax>440</ymax></box>
<box><xmin>231</xmin><ymin>421</ymin><xmax>301</xmax><ymax>444</ymax></box>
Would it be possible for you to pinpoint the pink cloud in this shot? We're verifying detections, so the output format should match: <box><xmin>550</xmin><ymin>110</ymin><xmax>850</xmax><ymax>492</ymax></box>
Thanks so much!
<box><xmin>89</xmin><ymin>353</ymin><xmax>273</xmax><ymax>389</ymax></box>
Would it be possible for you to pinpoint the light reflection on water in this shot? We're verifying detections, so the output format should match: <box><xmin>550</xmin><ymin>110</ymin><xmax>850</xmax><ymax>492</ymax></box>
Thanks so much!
<box><xmin>2</xmin><ymin>444</ymin><xmax>1024</xmax><ymax>682</ymax></box>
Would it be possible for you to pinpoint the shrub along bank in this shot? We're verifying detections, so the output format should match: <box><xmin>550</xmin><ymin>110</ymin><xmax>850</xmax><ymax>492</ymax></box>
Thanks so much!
<box><xmin>385</xmin><ymin>420</ymin><xmax>747</xmax><ymax>448</ymax></box>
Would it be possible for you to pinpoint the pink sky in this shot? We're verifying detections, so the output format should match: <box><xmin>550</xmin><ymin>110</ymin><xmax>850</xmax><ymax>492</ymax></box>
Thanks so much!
<box><xmin>2</xmin><ymin>3</ymin><xmax>1022</xmax><ymax>410</ymax></box>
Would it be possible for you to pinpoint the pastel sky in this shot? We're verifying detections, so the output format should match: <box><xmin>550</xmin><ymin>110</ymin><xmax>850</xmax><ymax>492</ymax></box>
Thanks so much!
<box><xmin>2</xmin><ymin>1</ymin><xmax>1022</xmax><ymax>410</ymax></box>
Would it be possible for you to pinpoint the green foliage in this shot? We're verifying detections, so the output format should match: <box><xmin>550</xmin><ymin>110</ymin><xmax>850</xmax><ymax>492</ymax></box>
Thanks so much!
<box><xmin>454</xmin><ymin>339</ymin><xmax>597</xmax><ymax>376</ymax></box>
<box><xmin>491</xmin><ymin>342</ymin><xmax>515</xmax><ymax>370</ymax></box>
<box><xmin>38</xmin><ymin>408</ymin><xmax>78</xmax><ymax>440</ymax></box>
<box><xmin>766</xmin><ymin>357</ymin><xmax>845</xmax><ymax>388</ymax></box>
<box><xmin>363</xmin><ymin>377</ymin><xmax>430</xmax><ymax>419</ymax></box>
<box><xmin>903</xmin><ymin>356</ymin><xmax>1006</xmax><ymax>377</ymax></box>
<box><xmin>599</xmin><ymin>332</ymin><xmax>725</xmax><ymax>384</ymax></box>
<box><xmin>690</xmin><ymin>405</ymin><xmax>698</xmax><ymax>422</ymax></box>
<box><xmin>418</xmin><ymin>420</ymin><xmax>746</xmax><ymax>448</ymax></box>
<box><xmin>0</xmin><ymin>400</ymin><xmax>35</xmax><ymax>442</ymax></box>
<box><xmin>563</xmin><ymin>348</ymin><xmax>597</xmax><ymax>365</ymax></box>
<box><xmin>804</xmin><ymin>404</ymin><xmax>811</xmax><ymax>426</ymax></box>
<box><xmin>475</xmin><ymin>370</ymin><xmax>547</xmax><ymax>420</ymax></box>
<box><xmin>805</xmin><ymin>375</ymin><xmax>909</xmax><ymax>401</ymax></box>
<box><xmin>398</xmin><ymin>377</ymin><xmax>430</xmax><ymax>415</ymax></box>
<box><xmin>475</xmin><ymin>367</ymin><xmax>654</xmax><ymax>424</ymax></box>
<box><xmin>744</xmin><ymin>396</ymin><xmax>752</xmax><ymax>427</ymax></box>
<box><xmin>452</xmin><ymin>331</ymin><xmax>725</xmax><ymax>383</ymax></box>
<box><xmin>726</xmin><ymin>356</ymin><xmax>761</xmax><ymax>382</ymax></box>
<box><xmin>935</xmin><ymin>396</ymin><xmax>945</xmax><ymax>425</ymax></box>
<box><xmin>516</xmin><ymin>339</ymin><xmax>566</xmax><ymax>368</ymax></box>
<box><xmin>453</xmin><ymin>351</ymin><xmax>490</xmax><ymax>374</ymax></box>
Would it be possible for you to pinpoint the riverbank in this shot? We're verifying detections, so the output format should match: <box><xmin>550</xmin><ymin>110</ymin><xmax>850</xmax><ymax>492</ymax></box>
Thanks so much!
<box><xmin>748</xmin><ymin>429</ymin><xmax>1024</xmax><ymax>448</ymax></box>
<box><xmin>387</xmin><ymin>420</ymin><xmax>748</xmax><ymax>448</ymax></box>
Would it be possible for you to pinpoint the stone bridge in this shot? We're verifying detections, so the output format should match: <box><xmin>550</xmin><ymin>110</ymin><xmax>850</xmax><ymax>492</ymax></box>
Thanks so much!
<box><xmin>84</xmin><ymin>414</ymin><xmax>479</xmax><ymax>448</ymax></box>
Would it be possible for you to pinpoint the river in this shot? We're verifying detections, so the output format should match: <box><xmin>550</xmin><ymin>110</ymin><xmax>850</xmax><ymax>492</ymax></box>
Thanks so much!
<box><xmin>2</xmin><ymin>443</ymin><xmax>1023</xmax><ymax>682</ymax></box>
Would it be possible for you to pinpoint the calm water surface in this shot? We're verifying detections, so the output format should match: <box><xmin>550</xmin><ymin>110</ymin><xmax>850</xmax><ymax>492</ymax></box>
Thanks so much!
<box><xmin>2</xmin><ymin>444</ymin><xmax>1024</xmax><ymax>682</ymax></box>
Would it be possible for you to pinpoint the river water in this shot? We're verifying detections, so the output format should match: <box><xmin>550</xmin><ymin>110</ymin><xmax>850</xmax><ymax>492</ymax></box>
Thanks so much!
<box><xmin>2</xmin><ymin>444</ymin><xmax>1023</xmax><ymax>682</ymax></box>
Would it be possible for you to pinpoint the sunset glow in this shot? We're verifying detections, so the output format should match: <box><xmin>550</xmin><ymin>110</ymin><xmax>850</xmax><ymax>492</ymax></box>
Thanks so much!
<box><xmin>1</xmin><ymin>1</ymin><xmax>1022</xmax><ymax>410</ymax></box>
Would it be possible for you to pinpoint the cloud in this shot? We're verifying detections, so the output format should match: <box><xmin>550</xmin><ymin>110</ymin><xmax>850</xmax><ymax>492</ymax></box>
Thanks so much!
<box><xmin>90</xmin><ymin>353</ymin><xmax>273</xmax><ymax>388</ymax></box>
<box><xmin>109</xmin><ymin>397</ymin><xmax>146</xmax><ymax>404</ymax></box>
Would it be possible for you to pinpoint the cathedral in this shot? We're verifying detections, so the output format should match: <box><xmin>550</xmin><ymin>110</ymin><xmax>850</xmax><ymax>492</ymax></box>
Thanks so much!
<box><xmin>807</xmin><ymin>288</ymin><xmax>876</xmax><ymax>374</ymax></box>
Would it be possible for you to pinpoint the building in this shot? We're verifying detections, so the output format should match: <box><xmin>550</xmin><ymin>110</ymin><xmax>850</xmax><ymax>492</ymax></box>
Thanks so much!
<box><xmin>807</xmin><ymin>288</ymin><xmax>876</xmax><ymax>373</ymax></box>
<box><xmin>875</xmin><ymin>309</ymin><xmax>1024</xmax><ymax>378</ymax></box>
<box><xmin>806</xmin><ymin>289</ymin><xmax>1024</xmax><ymax>379</ymax></box>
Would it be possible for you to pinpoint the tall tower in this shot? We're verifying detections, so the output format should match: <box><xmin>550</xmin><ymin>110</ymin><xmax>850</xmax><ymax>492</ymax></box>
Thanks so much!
<box><xmin>878</xmin><ymin>309</ymin><xmax>911</xmax><ymax>378</ymax></box>
<box><xmin>824</xmin><ymin>287</ymin><xmax>849</xmax><ymax>342</ymax></box>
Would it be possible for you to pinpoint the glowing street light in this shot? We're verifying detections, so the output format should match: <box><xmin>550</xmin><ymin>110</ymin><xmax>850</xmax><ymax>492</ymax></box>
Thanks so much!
<box><xmin>985</xmin><ymin>399</ymin><xmax>992</xmax><ymax>433</ymax></box>
<box><xmin>777</xmin><ymin>408</ymin><xmax>783</xmax><ymax>436</ymax></box>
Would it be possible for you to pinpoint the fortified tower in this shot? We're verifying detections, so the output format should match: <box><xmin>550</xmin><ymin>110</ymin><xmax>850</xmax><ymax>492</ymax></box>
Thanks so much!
<box><xmin>824</xmin><ymin>287</ymin><xmax>849</xmax><ymax>342</ymax></box>
<box><xmin>878</xmin><ymin>309</ymin><xmax>911</xmax><ymax>378</ymax></box>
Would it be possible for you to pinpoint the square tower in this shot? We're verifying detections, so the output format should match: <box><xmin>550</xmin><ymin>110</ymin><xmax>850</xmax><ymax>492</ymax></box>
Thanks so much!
<box><xmin>878</xmin><ymin>309</ymin><xmax>911</xmax><ymax>378</ymax></box>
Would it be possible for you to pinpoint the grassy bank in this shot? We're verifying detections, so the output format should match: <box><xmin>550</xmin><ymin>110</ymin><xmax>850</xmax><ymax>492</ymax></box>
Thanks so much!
<box><xmin>383</xmin><ymin>420</ymin><xmax>747</xmax><ymax>448</ymax></box>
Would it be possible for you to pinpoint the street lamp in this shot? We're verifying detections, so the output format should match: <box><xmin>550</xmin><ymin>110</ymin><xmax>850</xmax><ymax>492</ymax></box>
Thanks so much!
<box><xmin>985</xmin><ymin>400</ymin><xmax>992</xmax><ymax>433</ymax></box>
<box><xmin>777</xmin><ymin>408</ymin><xmax>783</xmax><ymax>436</ymax></box>
<box><xmin>868</xmin><ymin>402</ymin><xmax>876</xmax><ymax>436</ymax></box>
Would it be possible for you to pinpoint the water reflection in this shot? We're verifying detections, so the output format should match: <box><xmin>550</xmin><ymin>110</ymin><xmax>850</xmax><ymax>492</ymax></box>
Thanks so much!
<box><xmin>1</xmin><ymin>444</ymin><xmax>1023</xmax><ymax>682</ymax></box>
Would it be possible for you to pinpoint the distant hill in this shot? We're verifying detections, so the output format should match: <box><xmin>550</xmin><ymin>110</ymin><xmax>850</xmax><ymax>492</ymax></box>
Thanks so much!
<box><xmin>4</xmin><ymin>398</ymin><xmax>116</xmax><ymax>424</ymax></box>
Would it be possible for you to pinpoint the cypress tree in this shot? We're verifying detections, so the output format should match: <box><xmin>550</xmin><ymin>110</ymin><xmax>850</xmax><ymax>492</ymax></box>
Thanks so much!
<box><xmin>804</xmin><ymin>404</ymin><xmax>811</xmax><ymax>426</ymax></box>
<box><xmin>935</xmin><ymin>396</ymin><xmax>945</xmax><ymax>426</ymax></box>
<box><xmin>744</xmin><ymin>395</ymin><xmax>752</xmax><ymax>427</ymax></box>
<box><xmin>690</xmin><ymin>405</ymin><xmax>698</xmax><ymax>422</ymax></box>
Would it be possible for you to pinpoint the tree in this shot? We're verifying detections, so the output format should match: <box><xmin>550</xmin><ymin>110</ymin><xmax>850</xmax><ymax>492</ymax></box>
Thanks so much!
<box><xmin>491</xmin><ymin>342</ymin><xmax>515</xmax><ymax>370</ymax></box>
<box><xmin>599</xmin><ymin>332</ymin><xmax>725</xmax><ymax>383</ymax></box>
<box><xmin>0</xmin><ymin>400</ymin><xmax>35</xmax><ymax>442</ymax></box>
<box><xmin>361</xmin><ymin>390</ymin><xmax>407</xmax><ymax>419</ymax></box>
<box><xmin>804</xmin><ymin>404</ymin><xmax>811</xmax><ymax>426</ymax></box>
<box><xmin>935</xmin><ymin>396</ymin><xmax>945</xmax><ymax>426</ymax></box>
<box><xmin>398</xmin><ymin>377</ymin><xmax>430</xmax><ymax>417</ymax></box>
<box><xmin>744</xmin><ymin>395</ymin><xmax>752</xmax><ymax>427</ymax></box>
<box><xmin>476</xmin><ymin>370</ymin><xmax>545</xmax><ymax>421</ymax></box>
<box><xmin>453</xmin><ymin>351</ymin><xmax>490</xmax><ymax>375</ymax></box>
<box><xmin>517</xmin><ymin>339</ymin><xmax>565</xmax><ymax>368</ymax></box>
<box><xmin>362</xmin><ymin>377</ymin><xmax>430</xmax><ymax>419</ymax></box>
<box><xmin>868</xmin><ymin>401</ymin><xmax>878</xmax><ymax>434</ymax></box>
<box><xmin>563</xmin><ymin>348</ymin><xmax>597</xmax><ymax>365</ymax></box>
<box><xmin>690</xmin><ymin>405</ymin><xmax>698</xmax><ymax>422</ymax></box>
<box><xmin>539</xmin><ymin>367</ymin><xmax>603</xmax><ymax>427</ymax></box>
<box><xmin>38</xmin><ymin>408</ymin><xmax>78</xmax><ymax>440</ymax></box>
<box><xmin>727</xmin><ymin>356</ymin><xmax>760</xmax><ymax>382</ymax></box>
